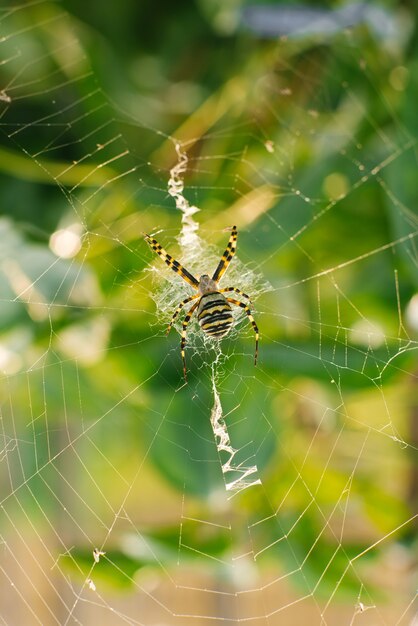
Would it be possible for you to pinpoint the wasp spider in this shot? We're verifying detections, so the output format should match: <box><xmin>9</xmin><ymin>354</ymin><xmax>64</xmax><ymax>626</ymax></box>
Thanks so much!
<box><xmin>145</xmin><ymin>226</ymin><xmax>259</xmax><ymax>381</ymax></box>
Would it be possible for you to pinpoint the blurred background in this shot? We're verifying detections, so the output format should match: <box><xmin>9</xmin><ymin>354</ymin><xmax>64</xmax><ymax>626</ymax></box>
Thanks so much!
<box><xmin>0</xmin><ymin>0</ymin><xmax>417</xmax><ymax>624</ymax></box>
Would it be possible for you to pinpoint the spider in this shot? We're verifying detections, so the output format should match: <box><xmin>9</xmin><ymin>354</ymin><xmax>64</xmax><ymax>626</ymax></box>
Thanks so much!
<box><xmin>144</xmin><ymin>225</ymin><xmax>259</xmax><ymax>381</ymax></box>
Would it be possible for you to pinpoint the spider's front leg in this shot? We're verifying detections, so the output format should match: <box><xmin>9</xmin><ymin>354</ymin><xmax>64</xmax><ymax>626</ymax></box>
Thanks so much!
<box><xmin>180</xmin><ymin>300</ymin><xmax>200</xmax><ymax>382</ymax></box>
<box><xmin>144</xmin><ymin>233</ymin><xmax>199</xmax><ymax>288</ymax></box>
<box><xmin>212</xmin><ymin>225</ymin><xmax>238</xmax><ymax>282</ymax></box>
<box><xmin>166</xmin><ymin>294</ymin><xmax>200</xmax><ymax>335</ymax></box>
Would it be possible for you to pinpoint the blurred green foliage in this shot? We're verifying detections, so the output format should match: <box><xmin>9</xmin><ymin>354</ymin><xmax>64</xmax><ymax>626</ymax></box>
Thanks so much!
<box><xmin>0</xmin><ymin>0</ymin><xmax>416</xmax><ymax>609</ymax></box>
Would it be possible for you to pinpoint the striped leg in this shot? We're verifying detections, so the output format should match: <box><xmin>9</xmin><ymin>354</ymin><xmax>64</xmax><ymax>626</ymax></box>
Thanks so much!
<box><xmin>226</xmin><ymin>298</ymin><xmax>259</xmax><ymax>365</ymax></box>
<box><xmin>219</xmin><ymin>287</ymin><xmax>252</xmax><ymax>302</ymax></box>
<box><xmin>144</xmin><ymin>234</ymin><xmax>199</xmax><ymax>289</ymax></box>
<box><xmin>167</xmin><ymin>294</ymin><xmax>200</xmax><ymax>335</ymax></box>
<box><xmin>180</xmin><ymin>300</ymin><xmax>200</xmax><ymax>381</ymax></box>
<box><xmin>212</xmin><ymin>226</ymin><xmax>238</xmax><ymax>282</ymax></box>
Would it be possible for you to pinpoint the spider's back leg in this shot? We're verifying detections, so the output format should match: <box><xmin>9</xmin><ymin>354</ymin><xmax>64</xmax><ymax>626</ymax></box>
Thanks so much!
<box><xmin>181</xmin><ymin>300</ymin><xmax>200</xmax><ymax>381</ymax></box>
<box><xmin>226</xmin><ymin>297</ymin><xmax>259</xmax><ymax>365</ymax></box>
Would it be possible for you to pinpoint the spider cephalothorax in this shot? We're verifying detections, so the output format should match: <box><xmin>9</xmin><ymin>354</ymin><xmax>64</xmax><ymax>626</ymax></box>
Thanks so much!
<box><xmin>145</xmin><ymin>226</ymin><xmax>259</xmax><ymax>381</ymax></box>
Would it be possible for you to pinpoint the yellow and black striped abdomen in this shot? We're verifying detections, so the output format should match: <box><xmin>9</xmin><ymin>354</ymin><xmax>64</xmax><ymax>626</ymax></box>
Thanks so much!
<box><xmin>197</xmin><ymin>292</ymin><xmax>234</xmax><ymax>338</ymax></box>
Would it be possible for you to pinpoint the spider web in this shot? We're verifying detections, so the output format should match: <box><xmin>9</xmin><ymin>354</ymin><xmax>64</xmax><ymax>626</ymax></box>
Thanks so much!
<box><xmin>0</xmin><ymin>2</ymin><xmax>417</xmax><ymax>625</ymax></box>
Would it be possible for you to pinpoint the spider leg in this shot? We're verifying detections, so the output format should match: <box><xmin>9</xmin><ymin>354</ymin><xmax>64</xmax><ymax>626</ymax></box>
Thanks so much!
<box><xmin>226</xmin><ymin>297</ymin><xmax>259</xmax><ymax>365</ymax></box>
<box><xmin>166</xmin><ymin>294</ymin><xmax>200</xmax><ymax>335</ymax></box>
<box><xmin>180</xmin><ymin>300</ymin><xmax>200</xmax><ymax>381</ymax></box>
<box><xmin>219</xmin><ymin>287</ymin><xmax>252</xmax><ymax>303</ymax></box>
<box><xmin>144</xmin><ymin>234</ymin><xmax>199</xmax><ymax>289</ymax></box>
<box><xmin>212</xmin><ymin>225</ymin><xmax>238</xmax><ymax>282</ymax></box>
